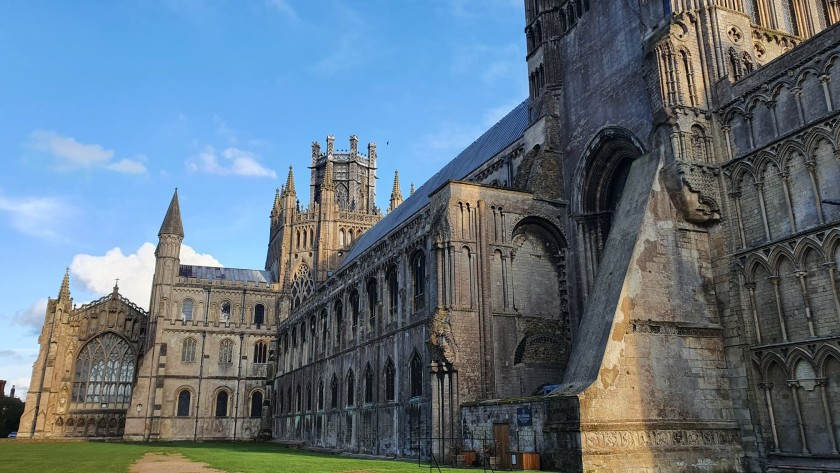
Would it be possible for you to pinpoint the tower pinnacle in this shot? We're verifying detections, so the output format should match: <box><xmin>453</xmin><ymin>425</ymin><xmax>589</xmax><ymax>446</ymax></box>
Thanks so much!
<box><xmin>283</xmin><ymin>166</ymin><xmax>296</xmax><ymax>196</ymax></box>
<box><xmin>158</xmin><ymin>189</ymin><xmax>184</xmax><ymax>238</ymax></box>
<box><xmin>58</xmin><ymin>268</ymin><xmax>71</xmax><ymax>301</ymax></box>
<box><xmin>389</xmin><ymin>169</ymin><xmax>403</xmax><ymax>213</ymax></box>
<box><xmin>323</xmin><ymin>158</ymin><xmax>335</xmax><ymax>191</ymax></box>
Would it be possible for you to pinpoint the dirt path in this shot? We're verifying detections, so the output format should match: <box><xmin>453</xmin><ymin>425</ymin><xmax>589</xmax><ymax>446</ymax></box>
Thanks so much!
<box><xmin>129</xmin><ymin>452</ymin><xmax>227</xmax><ymax>473</ymax></box>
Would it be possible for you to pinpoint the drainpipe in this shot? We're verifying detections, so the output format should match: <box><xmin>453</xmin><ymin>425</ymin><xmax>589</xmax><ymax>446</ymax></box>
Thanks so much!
<box><xmin>233</xmin><ymin>332</ymin><xmax>244</xmax><ymax>440</ymax></box>
<box><xmin>194</xmin><ymin>331</ymin><xmax>207</xmax><ymax>441</ymax></box>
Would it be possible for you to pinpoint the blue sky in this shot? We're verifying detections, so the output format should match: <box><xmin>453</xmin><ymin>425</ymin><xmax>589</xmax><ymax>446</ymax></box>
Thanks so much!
<box><xmin>0</xmin><ymin>0</ymin><xmax>527</xmax><ymax>398</ymax></box>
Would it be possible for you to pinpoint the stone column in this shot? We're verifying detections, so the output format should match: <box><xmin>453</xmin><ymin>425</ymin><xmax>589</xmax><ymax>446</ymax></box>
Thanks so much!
<box><xmin>769</xmin><ymin>276</ymin><xmax>789</xmax><ymax>341</ymax></box>
<box><xmin>779</xmin><ymin>171</ymin><xmax>798</xmax><ymax>233</ymax></box>
<box><xmin>759</xmin><ymin>382</ymin><xmax>780</xmax><ymax>451</ymax></box>
<box><xmin>787</xmin><ymin>380</ymin><xmax>810</xmax><ymax>454</ymax></box>
<box><xmin>729</xmin><ymin>191</ymin><xmax>747</xmax><ymax>248</ymax></box>
<box><xmin>745</xmin><ymin>282</ymin><xmax>763</xmax><ymax>343</ymax></box>
<box><xmin>804</xmin><ymin>160</ymin><xmax>825</xmax><ymax>224</ymax></box>
<box><xmin>817</xmin><ymin>378</ymin><xmax>839</xmax><ymax>454</ymax></box>
<box><xmin>795</xmin><ymin>270</ymin><xmax>816</xmax><ymax>336</ymax></box>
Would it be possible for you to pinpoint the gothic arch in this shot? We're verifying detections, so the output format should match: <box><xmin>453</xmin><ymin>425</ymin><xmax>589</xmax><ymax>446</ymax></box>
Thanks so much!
<box><xmin>793</xmin><ymin>237</ymin><xmax>825</xmax><ymax>264</ymax></box>
<box><xmin>816</xmin><ymin>346</ymin><xmax>840</xmax><ymax>376</ymax></box>
<box><xmin>768</xmin><ymin>246</ymin><xmax>798</xmax><ymax>273</ymax></box>
<box><xmin>804</xmin><ymin>128</ymin><xmax>837</xmax><ymax>156</ymax></box>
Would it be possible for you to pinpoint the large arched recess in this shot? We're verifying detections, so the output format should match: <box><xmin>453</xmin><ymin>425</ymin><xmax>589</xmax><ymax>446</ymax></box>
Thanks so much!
<box><xmin>571</xmin><ymin>127</ymin><xmax>645</xmax><ymax>300</ymax></box>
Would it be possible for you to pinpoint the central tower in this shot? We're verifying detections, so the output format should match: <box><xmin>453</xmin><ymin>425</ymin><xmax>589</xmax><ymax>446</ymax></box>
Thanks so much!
<box><xmin>266</xmin><ymin>135</ymin><xmax>389</xmax><ymax>323</ymax></box>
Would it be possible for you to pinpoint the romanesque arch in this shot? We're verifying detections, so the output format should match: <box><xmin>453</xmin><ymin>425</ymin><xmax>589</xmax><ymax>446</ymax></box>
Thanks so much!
<box><xmin>572</xmin><ymin>127</ymin><xmax>644</xmax><ymax>296</ymax></box>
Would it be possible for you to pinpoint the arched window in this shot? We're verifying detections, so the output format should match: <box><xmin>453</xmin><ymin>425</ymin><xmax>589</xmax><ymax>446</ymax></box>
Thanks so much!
<box><xmin>286</xmin><ymin>387</ymin><xmax>292</xmax><ymax>414</ymax></box>
<box><xmin>388</xmin><ymin>268</ymin><xmax>398</xmax><ymax>319</ymax></box>
<box><xmin>412</xmin><ymin>252</ymin><xmax>426</xmax><ymax>311</ymax></box>
<box><xmin>306</xmin><ymin>383</ymin><xmax>312</xmax><ymax>411</ymax></box>
<box><xmin>318</xmin><ymin>380</ymin><xmax>325</xmax><ymax>410</ymax></box>
<box><xmin>254</xmin><ymin>304</ymin><xmax>265</xmax><ymax>326</ymax></box>
<box><xmin>535</xmin><ymin>21</ymin><xmax>542</xmax><ymax>45</ymax></box>
<box><xmin>219</xmin><ymin>339</ymin><xmax>234</xmax><ymax>364</ymax></box>
<box><xmin>215</xmin><ymin>390</ymin><xmax>229</xmax><ymax>417</ymax></box>
<box><xmin>296</xmin><ymin>385</ymin><xmax>302</xmax><ymax>412</ymax></box>
<box><xmin>348</xmin><ymin>228</ymin><xmax>354</xmax><ymax>243</ymax></box>
<box><xmin>177</xmin><ymin>389</ymin><xmax>191</xmax><ymax>417</ymax></box>
<box><xmin>347</xmin><ymin>370</ymin><xmax>355</xmax><ymax>406</ymax></box>
<box><xmin>330</xmin><ymin>374</ymin><xmax>339</xmax><ymax>409</ymax></box>
<box><xmin>181</xmin><ymin>299</ymin><xmax>193</xmax><ymax>322</ymax></box>
<box><xmin>220</xmin><ymin>301</ymin><xmax>231</xmax><ymax>323</ymax></box>
<box><xmin>350</xmin><ymin>290</ymin><xmax>360</xmax><ymax>328</ymax></box>
<box><xmin>181</xmin><ymin>338</ymin><xmax>196</xmax><ymax>363</ymax></box>
<box><xmin>254</xmin><ymin>340</ymin><xmax>267</xmax><ymax>364</ymax></box>
<box><xmin>385</xmin><ymin>358</ymin><xmax>396</xmax><ymax>402</ymax></box>
<box><xmin>303</xmin><ymin>228</ymin><xmax>308</xmax><ymax>248</ymax></box>
<box><xmin>367</xmin><ymin>278</ymin><xmax>378</xmax><ymax>328</ymax></box>
<box><xmin>364</xmin><ymin>364</ymin><xmax>374</xmax><ymax>404</ymax></box>
<box><xmin>71</xmin><ymin>333</ymin><xmax>135</xmax><ymax>407</ymax></box>
<box><xmin>339</xmin><ymin>229</ymin><xmax>346</xmax><ymax>247</ymax></box>
<box><xmin>250</xmin><ymin>391</ymin><xmax>263</xmax><ymax>418</ymax></box>
<box><xmin>296</xmin><ymin>230</ymin><xmax>301</xmax><ymax>249</ymax></box>
<box><xmin>291</xmin><ymin>264</ymin><xmax>314</xmax><ymax>309</ymax></box>
<box><xmin>334</xmin><ymin>300</ymin><xmax>343</xmax><ymax>345</ymax></box>
<box><xmin>410</xmin><ymin>352</ymin><xmax>423</xmax><ymax>398</ymax></box>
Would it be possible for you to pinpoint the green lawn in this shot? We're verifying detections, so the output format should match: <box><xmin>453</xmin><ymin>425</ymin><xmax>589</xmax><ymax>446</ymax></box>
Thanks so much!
<box><xmin>0</xmin><ymin>441</ymin><xmax>464</xmax><ymax>473</ymax></box>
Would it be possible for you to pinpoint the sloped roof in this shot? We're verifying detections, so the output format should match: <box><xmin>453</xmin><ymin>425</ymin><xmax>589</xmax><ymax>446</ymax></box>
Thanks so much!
<box><xmin>159</xmin><ymin>189</ymin><xmax>184</xmax><ymax>238</ymax></box>
<box><xmin>179</xmin><ymin>265</ymin><xmax>274</xmax><ymax>284</ymax></box>
<box><xmin>339</xmin><ymin>99</ymin><xmax>529</xmax><ymax>269</ymax></box>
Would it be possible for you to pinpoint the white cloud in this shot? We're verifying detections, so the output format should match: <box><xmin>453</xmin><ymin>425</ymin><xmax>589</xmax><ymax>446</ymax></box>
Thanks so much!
<box><xmin>266</xmin><ymin>0</ymin><xmax>300</xmax><ymax>21</ymax></box>
<box><xmin>11</xmin><ymin>299</ymin><xmax>48</xmax><ymax>332</ymax></box>
<box><xmin>0</xmin><ymin>191</ymin><xmax>76</xmax><ymax>240</ymax></box>
<box><xmin>188</xmin><ymin>146</ymin><xmax>277</xmax><ymax>178</ymax></box>
<box><xmin>106</xmin><ymin>157</ymin><xmax>148</xmax><ymax>174</ymax></box>
<box><xmin>28</xmin><ymin>130</ymin><xmax>148</xmax><ymax>174</ymax></box>
<box><xmin>70</xmin><ymin>242</ymin><xmax>222</xmax><ymax>310</ymax></box>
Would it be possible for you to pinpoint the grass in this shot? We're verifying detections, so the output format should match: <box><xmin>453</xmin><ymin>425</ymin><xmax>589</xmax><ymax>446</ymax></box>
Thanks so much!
<box><xmin>0</xmin><ymin>440</ymin><xmax>465</xmax><ymax>473</ymax></box>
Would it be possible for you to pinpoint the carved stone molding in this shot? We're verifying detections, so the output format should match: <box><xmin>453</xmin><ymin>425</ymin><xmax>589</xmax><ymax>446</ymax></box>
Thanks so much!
<box><xmin>628</xmin><ymin>319</ymin><xmax>723</xmax><ymax>338</ymax></box>
<box><xmin>552</xmin><ymin>427</ymin><xmax>742</xmax><ymax>452</ymax></box>
<box><xmin>661</xmin><ymin>161</ymin><xmax>721</xmax><ymax>224</ymax></box>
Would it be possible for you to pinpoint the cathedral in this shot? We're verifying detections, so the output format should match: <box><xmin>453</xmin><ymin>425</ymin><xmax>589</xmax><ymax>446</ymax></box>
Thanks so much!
<box><xmin>20</xmin><ymin>1</ymin><xmax>840</xmax><ymax>471</ymax></box>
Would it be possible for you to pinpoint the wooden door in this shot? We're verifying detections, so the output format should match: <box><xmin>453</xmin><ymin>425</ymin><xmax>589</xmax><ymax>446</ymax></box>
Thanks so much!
<box><xmin>494</xmin><ymin>423</ymin><xmax>510</xmax><ymax>469</ymax></box>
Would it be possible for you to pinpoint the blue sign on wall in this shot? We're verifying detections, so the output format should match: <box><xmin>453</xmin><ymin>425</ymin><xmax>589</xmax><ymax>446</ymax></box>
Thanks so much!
<box><xmin>516</xmin><ymin>406</ymin><xmax>532</xmax><ymax>426</ymax></box>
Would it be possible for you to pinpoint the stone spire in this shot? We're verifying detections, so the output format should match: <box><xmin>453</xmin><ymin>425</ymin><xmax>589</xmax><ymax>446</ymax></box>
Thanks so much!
<box><xmin>323</xmin><ymin>158</ymin><xmax>335</xmax><ymax>191</ymax></box>
<box><xmin>389</xmin><ymin>169</ymin><xmax>403</xmax><ymax>213</ymax></box>
<box><xmin>283</xmin><ymin>166</ymin><xmax>296</xmax><ymax>197</ymax></box>
<box><xmin>158</xmin><ymin>189</ymin><xmax>184</xmax><ymax>238</ymax></box>
<box><xmin>271</xmin><ymin>187</ymin><xmax>281</xmax><ymax>217</ymax></box>
<box><xmin>58</xmin><ymin>268</ymin><xmax>71</xmax><ymax>301</ymax></box>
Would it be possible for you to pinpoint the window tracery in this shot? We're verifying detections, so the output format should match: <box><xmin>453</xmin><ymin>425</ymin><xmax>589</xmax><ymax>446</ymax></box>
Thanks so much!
<box><xmin>181</xmin><ymin>337</ymin><xmax>196</xmax><ymax>363</ymax></box>
<box><xmin>71</xmin><ymin>333</ymin><xmax>135</xmax><ymax>407</ymax></box>
<box><xmin>219</xmin><ymin>339</ymin><xmax>234</xmax><ymax>364</ymax></box>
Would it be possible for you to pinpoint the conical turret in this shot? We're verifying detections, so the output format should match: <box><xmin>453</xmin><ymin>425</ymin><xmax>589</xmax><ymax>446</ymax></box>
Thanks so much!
<box><xmin>389</xmin><ymin>169</ymin><xmax>403</xmax><ymax>213</ymax></box>
<box><xmin>158</xmin><ymin>189</ymin><xmax>184</xmax><ymax>238</ymax></box>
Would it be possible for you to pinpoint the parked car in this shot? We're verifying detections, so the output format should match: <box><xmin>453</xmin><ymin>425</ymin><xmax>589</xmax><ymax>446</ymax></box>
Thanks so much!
<box><xmin>7</xmin><ymin>432</ymin><xmax>17</xmax><ymax>438</ymax></box>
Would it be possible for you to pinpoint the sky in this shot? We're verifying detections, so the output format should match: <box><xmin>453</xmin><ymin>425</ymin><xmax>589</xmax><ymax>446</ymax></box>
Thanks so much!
<box><xmin>0</xmin><ymin>0</ymin><xmax>528</xmax><ymax>400</ymax></box>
